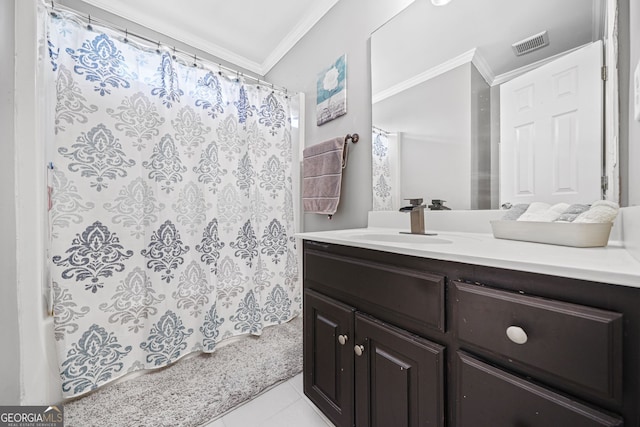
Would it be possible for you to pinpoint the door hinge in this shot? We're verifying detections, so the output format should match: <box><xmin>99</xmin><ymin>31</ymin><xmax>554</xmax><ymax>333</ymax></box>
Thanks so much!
<box><xmin>601</xmin><ymin>65</ymin><xmax>607</xmax><ymax>81</ymax></box>
<box><xmin>601</xmin><ymin>176</ymin><xmax>609</xmax><ymax>191</ymax></box>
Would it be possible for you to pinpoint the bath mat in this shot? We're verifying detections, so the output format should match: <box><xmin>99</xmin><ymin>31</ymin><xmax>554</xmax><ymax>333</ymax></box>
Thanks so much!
<box><xmin>64</xmin><ymin>316</ymin><xmax>303</xmax><ymax>427</ymax></box>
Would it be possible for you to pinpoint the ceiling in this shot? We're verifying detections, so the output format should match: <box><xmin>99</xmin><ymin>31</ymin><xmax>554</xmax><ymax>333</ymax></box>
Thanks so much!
<box><xmin>76</xmin><ymin>0</ymin><xmax>340</xmax><ymax>75</ymax></box>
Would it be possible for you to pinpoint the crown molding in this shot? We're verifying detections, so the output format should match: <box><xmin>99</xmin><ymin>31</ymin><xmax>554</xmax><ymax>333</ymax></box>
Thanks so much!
<box><xmin>261</xmin><ymin>0</ymin><xmax>340</xmax><ymax>74</ymax></box>
<box><xmin>470</xmin><ymin>49</ymin><xmax>495</xmax><ymax>86</ymax></box>
<box><xmin>372</xmin><ymin>48</ymin><xmax>477</xmax><ymax>104</ymax></box>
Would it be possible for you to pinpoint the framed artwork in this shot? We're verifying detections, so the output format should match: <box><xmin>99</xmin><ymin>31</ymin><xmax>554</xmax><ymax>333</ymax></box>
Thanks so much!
<box><xmin>316</xmin><ymin>54</ymin><xmax>347</xmax><ymax>126</ymax></box>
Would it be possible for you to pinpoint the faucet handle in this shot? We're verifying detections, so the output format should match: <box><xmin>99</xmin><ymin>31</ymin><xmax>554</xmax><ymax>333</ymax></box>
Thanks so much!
<box><xmin>404</xmin><ymin>198</ymin><xmax>423</xmax><ymax>206</ymax></box>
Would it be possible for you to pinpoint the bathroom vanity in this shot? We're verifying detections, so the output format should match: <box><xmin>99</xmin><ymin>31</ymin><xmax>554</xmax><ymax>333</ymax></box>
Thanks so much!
<box><xmin>299</xmin><ymin>225</ymin><xmax>640</xmax><ymax>427</ymax></box>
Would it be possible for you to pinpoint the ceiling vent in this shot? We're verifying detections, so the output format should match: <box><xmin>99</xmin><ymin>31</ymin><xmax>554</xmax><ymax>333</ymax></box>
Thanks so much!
<box><xmin>512</xmin><ymin>31</ymin><xmax>549</xmax><ymax>56</ymax></box>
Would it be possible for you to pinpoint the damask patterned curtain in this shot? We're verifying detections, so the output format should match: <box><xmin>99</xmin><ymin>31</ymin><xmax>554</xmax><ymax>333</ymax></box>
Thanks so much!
<box><xmin>44</xmin><ymin>9</ymin><xmax>299</xmax><ymax>398</ymax></box>
<box><xmin>372</xmin><ymin>130</ymin><xmax>394</xmax><ymax>210</ymax></box>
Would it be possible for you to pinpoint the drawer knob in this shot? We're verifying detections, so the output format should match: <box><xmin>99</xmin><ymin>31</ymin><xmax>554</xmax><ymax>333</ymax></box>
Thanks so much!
<box><xmin>506</xmin><ymin>326</ymin><xmax>528</xmax><ymax>344</ymax></box>
<box><xmin>354</xmin><ymin>344</ymin><xmax>365</xmax><ymax>356</ymax></box>
<box><xmin>338</xmin><ymin>334</ymin><xmax>348</xmax><ymax>345</ymax></box>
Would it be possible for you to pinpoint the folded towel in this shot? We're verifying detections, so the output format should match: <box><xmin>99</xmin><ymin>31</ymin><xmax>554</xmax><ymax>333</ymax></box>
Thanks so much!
<box><xmin>501</xmin><ymin>204</ymin><xmax>529</xmax><ymax>220</ymax></box>
<box><xmin>574</xmin><ymin>200</ymin><xmax>619</xmax><ymax>223</ymax></box>
<box><xmin>554</xmin><ymin>204</ymin><xmax>590</xmax><ymax>222</ymax></box>
<box><xmin>517</xmin><ymin>202</ymin><xmax>569</xmax><ymax>222</ymax></box>
<box><xmin>302</xmin><ymin>137</ymin><xmax>347</xmax><ymax>216</ymax></box>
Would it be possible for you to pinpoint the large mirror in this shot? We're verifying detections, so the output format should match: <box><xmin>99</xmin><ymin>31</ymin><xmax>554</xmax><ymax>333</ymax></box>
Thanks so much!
<box><xmin>371</xmin><ymin>0</ymin><xmax>617</xmax><ymax>211</ymax></box>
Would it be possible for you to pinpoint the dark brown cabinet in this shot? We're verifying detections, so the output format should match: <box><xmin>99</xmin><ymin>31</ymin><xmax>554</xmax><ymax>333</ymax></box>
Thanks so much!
<box><xmin>304</xmin><ymin>289</ymin><xmax>354</xmax><ymax>427</ymax></box>
<box><xmin>302</xmin><ymin>240</ymin><xmax>634</xmax><ymax>426</ymax></box>
<box><xmin>304</xmin><ymin>288</ymin><xmax>445</xmax><ymax>427</ymax></box>
<box><xmin>354</xmin><ymin>313</ymin><xmax>444</xmax><ymax>427</ymax></box>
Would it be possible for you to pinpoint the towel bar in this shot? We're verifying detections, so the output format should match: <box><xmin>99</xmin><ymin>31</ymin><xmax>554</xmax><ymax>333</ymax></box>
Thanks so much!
<box><xmin>345</xmin><ymin>133</ymin><xmax>359</xmax><ymax>143</ymax></box>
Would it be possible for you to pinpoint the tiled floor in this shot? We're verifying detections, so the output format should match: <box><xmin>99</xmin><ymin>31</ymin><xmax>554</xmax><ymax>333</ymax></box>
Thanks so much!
<box><xmin>201</xmin><ymin>373</ymin><xmax>335</xmax><ymax>427</ymax></box>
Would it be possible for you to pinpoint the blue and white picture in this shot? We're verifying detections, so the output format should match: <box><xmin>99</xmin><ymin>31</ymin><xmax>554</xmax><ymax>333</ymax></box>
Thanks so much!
<box><xmin>316</xmin><ymin>54</ymin><xmax>346</xmax><ymax>126</ymax></box>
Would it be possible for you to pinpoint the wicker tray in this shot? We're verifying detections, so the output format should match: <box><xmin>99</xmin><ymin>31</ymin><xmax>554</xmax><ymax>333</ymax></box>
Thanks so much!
<box><xmin>490</xmin><ymin>220</ymin><xmax>613</xmax><ymax>247</ymax></box>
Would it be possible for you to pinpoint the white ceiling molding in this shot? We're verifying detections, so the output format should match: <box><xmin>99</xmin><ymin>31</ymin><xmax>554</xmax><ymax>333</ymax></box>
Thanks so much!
<box><xmin>261</xmin><ymin>0</ymin><xmax>340</xmax><ymax>74</ymax></box>
<box><xmin>372</xmin><ymin>42</ymin><xmax>593</xmax><ymax>102</ymax></box>
<box><xmin>470</xmin><ymin>49</ymin><xmax>494</xmax><ymax>86</ymax></box>
<box><xmin>372</xmin><ymin>48</ymin><xmax>476</xmax><ymax>104</ymax></box>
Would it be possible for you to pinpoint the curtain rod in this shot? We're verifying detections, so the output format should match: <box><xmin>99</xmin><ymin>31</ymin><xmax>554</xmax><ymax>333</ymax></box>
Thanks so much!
<box><xmin>372</xmin><ymin>126</ymin><xmax>391</xmax><ymax>135</ymax></box>
<box><xmin>45</xmin><ymin>0</ymin><xmax>294</xmax><ymax>97</ymax></box>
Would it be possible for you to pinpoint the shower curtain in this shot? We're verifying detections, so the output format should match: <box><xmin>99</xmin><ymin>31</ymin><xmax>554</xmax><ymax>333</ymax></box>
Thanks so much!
<box><xmin>372</xmin><ymin>130</ymin><xmax>394</xmax><ymax>210</ymax></box>
<box><xmin>44</xmin><ymin>8</ymin><xmax>300</xmax><ymax>398</ymax></box>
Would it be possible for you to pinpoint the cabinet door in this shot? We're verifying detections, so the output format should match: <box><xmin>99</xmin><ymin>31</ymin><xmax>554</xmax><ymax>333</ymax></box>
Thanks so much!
<box><xmin>304</xmin><ymin>289</ymin><xmax>355</xmax><ymax>427</ymax></box>
<box><xmin>354</xmin><ymin>313</ymin><xmax>445</xmax><ymax>427</ymax></box>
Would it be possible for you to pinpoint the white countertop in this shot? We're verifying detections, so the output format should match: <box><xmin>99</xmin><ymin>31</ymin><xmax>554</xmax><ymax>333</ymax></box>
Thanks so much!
<box><xmin>296</xmin><ymin>227</ymin><xmax>640</xmax><ymax>288</ymax></box>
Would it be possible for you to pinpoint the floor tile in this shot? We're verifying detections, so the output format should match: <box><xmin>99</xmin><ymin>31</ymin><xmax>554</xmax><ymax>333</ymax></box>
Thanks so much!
<box><xmin>258</xmin><ymin>399</ymin><xmax>333</xmax><ymax>427</ymax></box>
<box><xmin>202</xmin><ymin>418</ymin><xmax>226</xmax><ymax>427</ymax></box>
<box><xmin>302</xmin><ymin>395</ymin><xmax>336</xmax><ymax>426</ymax></box>
<box><xmin>287</xmin><ymin>372</ymin><xmax>304</xmax><ymax>396</ymax></box>
<box><xmin>222</xmin><ymin>381</ymin><xmax>300</xmax><ymax>427</ymax></box>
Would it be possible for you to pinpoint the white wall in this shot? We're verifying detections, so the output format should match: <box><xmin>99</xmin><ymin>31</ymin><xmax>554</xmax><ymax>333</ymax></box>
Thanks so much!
<box><xmin>398</xmin><ymin>64</ymin><xmax>472</xmax><ymax>210</ymax></box>
<box><xmin>0</xmin><ymin>0</ymin><xmax>21</xmax><ymax>406</ymax></box>
<box><xmin>266</xmin><ymin>0</ymin><xmax>414</xmax><ymax>231</ymax></box>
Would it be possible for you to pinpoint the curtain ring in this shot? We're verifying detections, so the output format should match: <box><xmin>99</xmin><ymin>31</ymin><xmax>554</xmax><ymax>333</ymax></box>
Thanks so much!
<box><xmin>87</xmin><ymin>14</ymin><xmax>92</xmax><ymax>31</ymax></box>
<box><xmin>50</xmin><ymin>0</ymin><xmax>58</xmax><ymax>17</ymax></box>
<box><xmin>156</xmin><ymin>41</ymin><xmax>161</xmax><ymax>55</ymax></box>
<box><xmin>172</xmin><ymin>46</ymin><xmax>176</xmax><ymax>60</ymax></box>
<box><xmin>193</xmin><ymin>54</ymin><xmax>197</xmax><ymax>67</ymax></box>
<box><xmin>124</xmin><ymin>29</ymin><xmax>128</xmax><ymax>43</ymax></box>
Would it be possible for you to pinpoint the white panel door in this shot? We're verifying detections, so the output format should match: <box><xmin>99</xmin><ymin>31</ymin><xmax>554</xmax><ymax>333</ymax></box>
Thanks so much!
<box><xmin>500</xmin><ymin>41</ymin><xmax>603</xmax><ymax>206</ymax></box>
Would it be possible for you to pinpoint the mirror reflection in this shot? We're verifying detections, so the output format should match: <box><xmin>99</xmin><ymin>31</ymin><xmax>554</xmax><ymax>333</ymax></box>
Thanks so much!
<box><xmin>371</xmin><ymin>0</ymin><xmax>611</xmax><ymax>211</ymax></box>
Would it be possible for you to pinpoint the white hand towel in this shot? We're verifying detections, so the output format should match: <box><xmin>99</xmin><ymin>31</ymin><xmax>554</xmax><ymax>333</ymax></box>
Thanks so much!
<box><xmin>574</xmin><ymin>200</ymin><xmax>619</xmax><ymax>223</ymax></box>
<box><xmin>501</xmin><ymin>203</ymin><xmax>530</xmax><ymax>220</ymax></box>
<box><xmin>517</xmin><ymin>202</ymin><xmax>569</xmax><ymax>222</ymax></box>
<box><xmin>516</xmin><ymin>202</ymin><xmax>549</xmax><ymax>221</ymax></box>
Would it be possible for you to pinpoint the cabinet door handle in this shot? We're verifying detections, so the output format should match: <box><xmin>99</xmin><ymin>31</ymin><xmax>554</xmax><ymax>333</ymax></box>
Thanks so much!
<box><xmin>354</xmin><ymin>344</ymin><xmax>365</xmax><ymax>356</ymax></box>
<box><xmin>506</xmin><ymin>325</ymin><xmax>528</xmax><ymax>344</ymax></box>
<box><xmin>338</xmin><ymin>334</ymin><xmax>348</xmax><ymax>345</ymax></box>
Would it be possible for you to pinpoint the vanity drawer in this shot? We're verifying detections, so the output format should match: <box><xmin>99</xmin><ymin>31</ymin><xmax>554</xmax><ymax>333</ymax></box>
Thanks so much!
<box><xmin>305</xmin><ymin>247</ymin><xmax>445</xmax><ymax>334</ymax></box>
<box><xmin>453</xmin><ymin>281</ymin><xmax>623</xmax><ymax>402</ymax></box>
<box><xmin>456</xmin><ymin>352</ymin><xmax>623</xmax><ymax>427</ymax></box>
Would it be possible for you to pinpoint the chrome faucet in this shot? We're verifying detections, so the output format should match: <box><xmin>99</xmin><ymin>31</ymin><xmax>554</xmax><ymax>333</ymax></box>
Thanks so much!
<box><xmin>399</xmin><ymin>198</ymin><xmax>427</xmax><ymax>234</ymax></box>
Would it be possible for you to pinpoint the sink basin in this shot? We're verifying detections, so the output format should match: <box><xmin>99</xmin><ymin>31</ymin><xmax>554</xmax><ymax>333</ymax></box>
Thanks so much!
<box><xmin>348</xmin><ymin>233</ymin><xmax>452</xmax><ymax>244</ymax></box>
